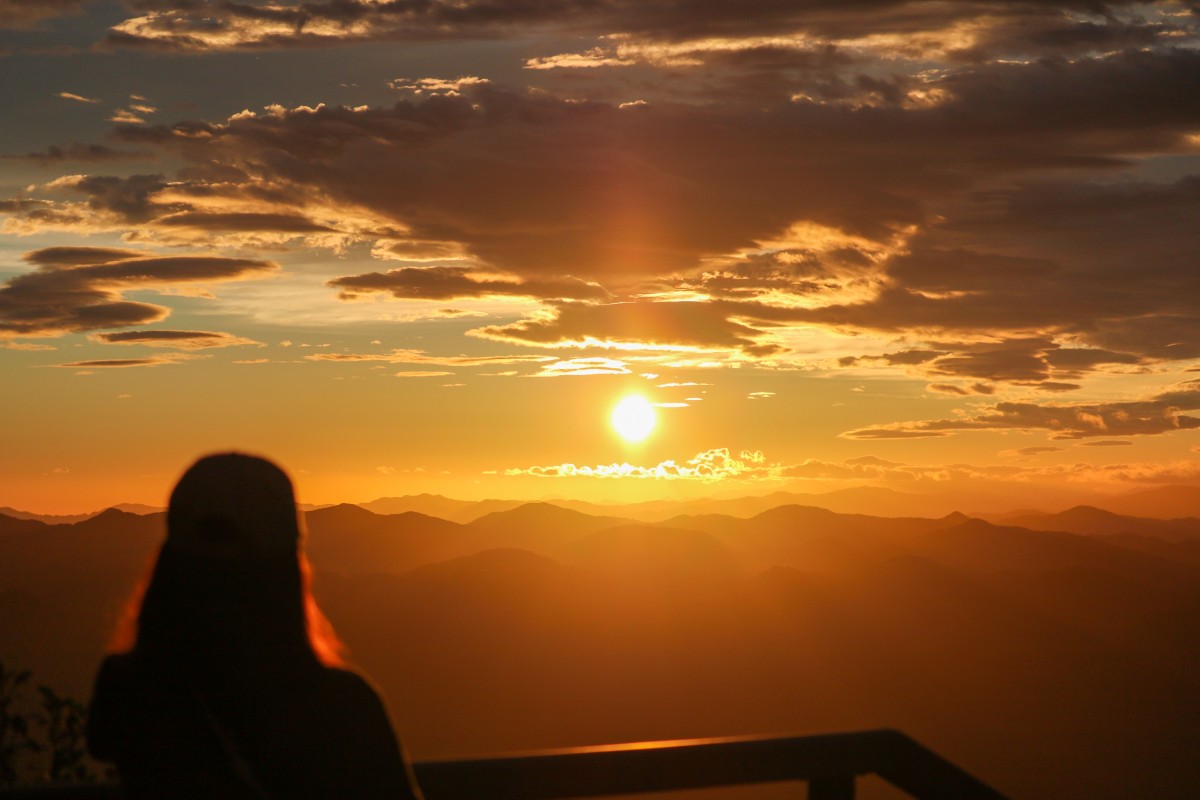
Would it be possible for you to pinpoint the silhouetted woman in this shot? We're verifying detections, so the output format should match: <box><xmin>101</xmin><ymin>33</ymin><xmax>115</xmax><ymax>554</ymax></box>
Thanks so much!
<box><xmin>87</xmin><ymin>453</ymin><xmax>423</xmax><ymax>799</ymax></box>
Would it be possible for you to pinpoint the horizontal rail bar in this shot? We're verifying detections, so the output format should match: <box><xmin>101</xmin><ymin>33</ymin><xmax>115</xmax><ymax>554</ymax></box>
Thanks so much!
<box><xmin>411</xmin><ymin>730</ymin><xmax>1006</xmax><ymax>800</ymax></box>
<box><xmin>0</xmin><ymin>730</ymin><xmax>1007</xmax><ymax>800</ymax></box>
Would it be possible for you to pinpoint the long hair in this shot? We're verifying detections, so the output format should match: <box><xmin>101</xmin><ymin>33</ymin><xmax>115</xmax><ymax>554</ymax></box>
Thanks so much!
<box><xmin>110</xmin><ymin>453</ymin><xmax>343</xmax><ymax>672</ymax></box>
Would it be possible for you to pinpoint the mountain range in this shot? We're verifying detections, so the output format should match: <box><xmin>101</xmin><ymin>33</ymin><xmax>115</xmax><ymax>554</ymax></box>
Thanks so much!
<box><xmin>2</xmin><ymin>497</ymin><xmax>1199</xmax><ymax>799</ymax></box>
<box><xmin>7</xmin><ymin>482</ymin><xmax>1200</xmax><ymax>525</ymax></box>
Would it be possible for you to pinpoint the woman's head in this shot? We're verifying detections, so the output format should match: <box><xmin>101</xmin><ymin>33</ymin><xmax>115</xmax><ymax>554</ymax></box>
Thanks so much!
<box><xmin>167</xmin><ymin>453</ymin><xmax>301</xmax><ymax>559</ymax></box>
<box><xmin>117</xmin><ymin>453</ymin><xmax>342</xmax><ymax>670</ymax></box>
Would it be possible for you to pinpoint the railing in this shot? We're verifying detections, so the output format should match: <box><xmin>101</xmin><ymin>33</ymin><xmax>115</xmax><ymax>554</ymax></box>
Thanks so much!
<box><xmin>1</xmin><ymin>729</ymin><xmax>1007</xmax><ymax>799</ymax></box>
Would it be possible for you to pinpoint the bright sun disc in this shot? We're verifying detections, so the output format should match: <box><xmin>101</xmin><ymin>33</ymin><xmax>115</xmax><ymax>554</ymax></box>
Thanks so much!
<box><xmin>611</xmin><ymin>395</ymin><xmax>657</xmax><ymax>443</ymax></box>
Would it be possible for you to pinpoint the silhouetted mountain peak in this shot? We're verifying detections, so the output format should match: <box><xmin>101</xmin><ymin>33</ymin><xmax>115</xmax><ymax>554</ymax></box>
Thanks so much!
<box><xmin>0</xmin><ymin>512</ymin><xmax>51</xmax><ymax>535</ymax></box>
<box><xmin>1060</xmin><ymin>505</ymin><xmax>1123</xmax><ymax>521</ymax></box>
<box><xmin>80</xmin><ymin>507</ymin><xmax>139</xmax><ymax>525</ymax></box>
<box><xmin>111</xmin><ymin>503</ymin><xmax>163</xmax><ymax>515</ymax></box>
<box><xmin>0</xmin><ymin>507</ymin><xmax>95</xmax><ymax>524</ymax></box>
<box><xmin>307</xmin><ymin>503</ymin><xmax>379</xmax><ymax>523</ymax></box>
<box><xmin>470</xmin><ymin>502</ymin><xmax>628</xmax><ymax>530</ymax></box>
<box><xmin>750</xmin><ymin>504</ymin><xmax>840</xmax><ymax>524</ymax></box>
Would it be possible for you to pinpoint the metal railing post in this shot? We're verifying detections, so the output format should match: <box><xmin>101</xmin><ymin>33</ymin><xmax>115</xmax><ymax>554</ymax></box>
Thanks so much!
<box><xmin>809</xmin><ymin>773</ymin><xmax>855</xmax><ymax>800</ymax></box>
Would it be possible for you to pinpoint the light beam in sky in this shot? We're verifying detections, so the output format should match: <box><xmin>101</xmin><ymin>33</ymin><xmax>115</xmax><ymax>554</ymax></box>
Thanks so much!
<box><xmin>611</xmin><ymin>395</ymin><xmax>657</xmax><ymax>443</ymax></box>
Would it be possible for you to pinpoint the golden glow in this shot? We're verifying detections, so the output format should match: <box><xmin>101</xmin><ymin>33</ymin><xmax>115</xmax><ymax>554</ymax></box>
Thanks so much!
<box><xmin>611</xmin><ymin>394</ymin><xmax>657</xmax><ymax>443</ymax></box>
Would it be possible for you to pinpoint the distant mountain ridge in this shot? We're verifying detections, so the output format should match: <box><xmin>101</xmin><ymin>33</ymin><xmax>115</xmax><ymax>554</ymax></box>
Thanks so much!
<box><xmin>999</xmin><ymin>505</ymin><xmax>1200</xmax><ymax>541</ymax></box>
<box><xmin>358</xmin><ymin>494</ymin><xmax>523</xmax><ymax>523</ymax></box>
<box><xmin>0</xmin><ymin>503</ymin><xmax>162</xmax><ymax>525</ymax></box>
<box><xmin>1089</xmin><ymin>484</ymin><xmax>1200</xmax><ymax>520</ymax></box>
<box><xmin>9</xmin><ymin>482</ymin><xmax>1200</xmax><ymax>525</ymax></box>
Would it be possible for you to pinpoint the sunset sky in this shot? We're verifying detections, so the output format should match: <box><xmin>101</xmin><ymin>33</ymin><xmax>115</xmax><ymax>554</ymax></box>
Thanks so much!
<box><xmin>3</xmin><ymin>0</ymin><xmax>1200</xmax><ymax>513</ymax></box>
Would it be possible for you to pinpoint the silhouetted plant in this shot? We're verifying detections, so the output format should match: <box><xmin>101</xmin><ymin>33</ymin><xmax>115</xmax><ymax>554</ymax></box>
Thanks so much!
<box><xmin>0</xmin><ymin>661</ymin><xmax>107</xmax><ymax>787</ymax></box>
<box><xmin>38</xmin><ymin>686</ymin><xmax>92</xmax><ymax>784</ymax></box>
<box><xmin>0</xmin><ymin>660</ymin><xmax>41</xmax><ymax>787</ymax></box>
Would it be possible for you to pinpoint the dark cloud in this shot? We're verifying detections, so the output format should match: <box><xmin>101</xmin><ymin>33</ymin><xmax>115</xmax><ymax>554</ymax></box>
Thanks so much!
<box><xmin>838</xmin><ymin>349</ymin><xmax>946</xmax><ymax>368</ymax></box>
<box><xmin>3</xmin><ymin>174</ymin><xmax>178</xmax><ymax>232</ymax></box>
<box><xmin>330</xmin><ymin>266</ymin><xmax>609</xmax><ymax>302</ymax></box>
<box><xmin>97</xmin><ymin>1</ymin><xmax>1199</xmax><ymax>54</ymax></box>
<box><xmin>1030</xmin><ymin>382</ymin><xmax>1082</xmax><ymax>393</ymax></box>
<box><xmin>1</xmin><ymin>173</ymin><xmax>353</xmax><ymax>244</ymax></box>
<box><xmin>23</xmin><ymin>246</ymin><xmax>153</xmax><ymax>267</ymax></box>
<box><xmin>689</xmin><ymin>244</ymin><xmax>886</xmax><ymax>306</ymax></box>
<box><xmin>765</xmin><ymin>175</ymin><xmax>1200</xmax><ymax>376</ymax></box>
<box><xmin>0</xmin><ymin>248</ymin><xmax>278</xmax><ymax>337</ymax></box>
<box><xmin>102</xmin><ymin>66</ymin><xmax>1132</xmax><ymax>277</ymax></box>
<box><xmin>831</xmin><ymin>337</ymin><xmax>1143</xmax><ymax>387</ymax></box>
<box><xmin>97</xmin><ymin>48</ymin><xmax>1198</xmax><ymax>267</ymax></box>
<box><xmin>52</xmin><ymin>354</ymin><xmax>198</xmax><ymax>368</ymax></box>
<box><xmin>928</xmin><ymin>382</ymin><xmax>995</xmax><ymax>396</ymax></box>
<box><xmin>155</xmin><ymin>212</ymin><xmax>334</xmax><ymax>233</ymax></box>
<box><xmin>0</xmin><ymin>0</ymin><xmax>89</xmax><ymax>28</ymax></box>
<box><xmin>4</xmin><ymin>22</ymin><xmax>1198</xmax><ymax>383</ymax></box>
<box><xmin>68</xmin><ymin>173</ymin><xmax>176</xmax><ymax>223</ymax></box>
<box><xmin>1079</xmin><ymin>439</ymin><xmax>1134</xmax><ymax>447</ymax></box>
<box><xmin>90</xmin><ymin>330</ymin><xmax>262</xmax><ymax>349</ymax></box>
<box><xmin>4</xmin><ymin>144</ymin><xmax>151</xmax><ymax>165</ymax></box>
<box><xmin>841</xmin><ymin>429</ymin><xmax>949</xmax><ymax>440</ymax></box>
<box><xmin>39</xmin><ymin>49</ymin><xmax>1185</xmax><ymax>293</ymax></box>
<box><xmin>1044</xmin><ymin>348</ymin><xmax>1142</xmax><ymax>372</ymax></box>
<box><xmin>954</xmin><ymin>14</ymin><xmax>1191</xmax><ymax>62</ymax></box>
<box><xmin>925</xmin><ymin>341</ymin><xmax>1053</xmax><ymax>383</ymax></box>
<box><xmin>472</xmin><ymin>299</ymin><xmax>783</xmax><ymax>357</ymax></box>
<box><xmin>115</xmin><ymin>89</ymin><xmax>920</xmax><ymax>279</ymax></box>
<box><xmin>844</xmin><ymin>380</ymin><xmax>1200</xmax><ymax>440</ymax></box>
<box><xmin>886</xmin><ymin>248</ymin><xmax>1059</xmax><ymax>296</ymax></box>
<box><xmin>1001</xmin><ymin>446</ymin><xmax>1064</xmax><ymax>457</ymax></box>
<box><xmin>0</xmin><ymin>199</ymin><xmax>51</xmax><ymax>213</ymax></box>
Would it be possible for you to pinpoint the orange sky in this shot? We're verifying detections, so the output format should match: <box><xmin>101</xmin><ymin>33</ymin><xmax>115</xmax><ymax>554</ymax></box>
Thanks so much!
<box><xmin>2</xmin><ymin>1</ymin><xmax>1200</xmax><ymax>513</ymax></box>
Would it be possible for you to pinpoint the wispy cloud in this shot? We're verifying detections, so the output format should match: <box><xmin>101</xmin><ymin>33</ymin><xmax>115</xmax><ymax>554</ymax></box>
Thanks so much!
<box><xmin>305</xmin><ymin>349</ymin><xmax>553</xmax><ymax>367</ymax></box>
<box><xmin>56</xmin><ymin>91</ymin><xmax>99</xmax><ymax>104</ymax></box>
<box><xmin>533</xmin><ymin>358</ymin><xmax>631</xmax><ymax>377</ymax></box>
<box><xmin>330</xmin><ymin>266</ymin><xmax>608</xmax><ymax>302</ymax></box>
<box><xmin>108</xmin><ymin>109</ymin><xmax>146</xmax><ymax>124</ymax></box>
<box><xmin>506</xmin><ymin>448</ymin><xmax>772</xmax><ymax>481</ymax></box>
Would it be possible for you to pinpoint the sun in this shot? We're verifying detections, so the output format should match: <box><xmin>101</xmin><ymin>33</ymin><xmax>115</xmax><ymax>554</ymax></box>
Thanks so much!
<box><xmin>611</xmin><ymin>394</ymin><xmax>657</xmax><ymax>443</ymax></box>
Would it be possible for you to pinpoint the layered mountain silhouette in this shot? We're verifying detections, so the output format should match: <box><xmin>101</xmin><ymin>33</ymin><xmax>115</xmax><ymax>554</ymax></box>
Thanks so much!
<box><xmin>1000</xmin><ymin>504</ymin><xmax>1200</xmax><ymax>540</ymax></box>
<box><xmin>10</xmin><ymin>482</ymin><xmax>1200</xmax><ymax>526</ymax></box>
<box><xmin>3</xmin><ymin>496</ymin><xmax>1200</xmax><ymax>799</ymax></box>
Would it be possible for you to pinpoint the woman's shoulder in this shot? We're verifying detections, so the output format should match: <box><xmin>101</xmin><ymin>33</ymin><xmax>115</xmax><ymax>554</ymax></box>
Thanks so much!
<box><xmin>92</xmin><ymin>652</ymin><xmax>144</xmax><ymax>695</ymax></box>
<box><xmin>96</xmin><ymin>651</ymin><xmax>135</xmax><ymax>674</ymax></box>
<box><xmin>87</xmin><ymin>653</ymin><xmax>155</xmax><ymax>760</ymax></box>
<box><xmin>313</xmin><ymin>666</ymin><xmax>386</xmax><ymax>704</ymax></box>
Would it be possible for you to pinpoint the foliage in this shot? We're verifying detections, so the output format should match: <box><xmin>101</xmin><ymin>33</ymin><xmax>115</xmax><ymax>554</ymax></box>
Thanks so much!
<box><xmin>0</xmin><ymin>660</ymin><xmax>107</xmax><ymax>787</ymax></box>
<box><xmin>0</xmin><ymin>661</ymin><xmax>40</xmax><ymax>785</ymax></box>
